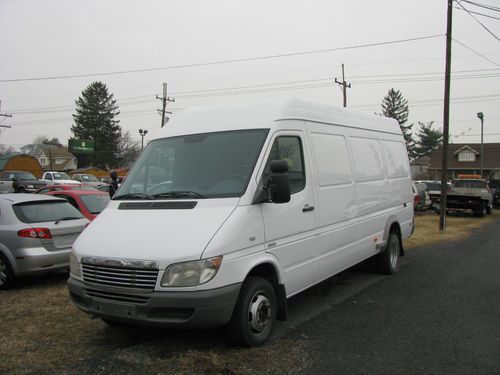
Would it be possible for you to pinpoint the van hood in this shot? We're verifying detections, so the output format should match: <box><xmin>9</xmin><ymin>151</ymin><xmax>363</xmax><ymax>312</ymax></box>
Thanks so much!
<box><xmin>73</xmin><ymin>198</ymin><xmax>239</xmax><ymax>268</ymax></box>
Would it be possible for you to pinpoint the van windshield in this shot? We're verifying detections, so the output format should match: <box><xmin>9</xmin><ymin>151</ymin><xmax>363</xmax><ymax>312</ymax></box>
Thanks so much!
<box><xmin>115</xmin><ymin>129</ymin><xmax>269</xmax><ymax>200</ymax></box>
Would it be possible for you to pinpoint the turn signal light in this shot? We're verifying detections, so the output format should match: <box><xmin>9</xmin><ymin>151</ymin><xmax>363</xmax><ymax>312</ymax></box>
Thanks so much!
<box><xmin>17</xmin><ymin>228</ymin><xmax>52</xmax><ymax>239</ymax></box>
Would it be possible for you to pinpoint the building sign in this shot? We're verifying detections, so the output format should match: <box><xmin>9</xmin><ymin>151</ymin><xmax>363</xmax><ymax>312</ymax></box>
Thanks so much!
<box><xmin>69</xmin><ymin>139</ymin><xmax>94</xmax><ymax>154</ymax></box>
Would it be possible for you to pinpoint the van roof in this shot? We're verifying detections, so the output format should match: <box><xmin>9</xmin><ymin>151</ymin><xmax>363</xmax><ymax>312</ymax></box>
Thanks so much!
<box><xmin>155</xmin><ymin>98</ymin><xmax>401</xmax><ymax>139</ymax></box>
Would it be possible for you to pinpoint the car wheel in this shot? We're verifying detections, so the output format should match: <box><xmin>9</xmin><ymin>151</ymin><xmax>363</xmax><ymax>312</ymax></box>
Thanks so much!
<box><xmin>376</xmin><ymin>232</ymin><xmax>400</xmax><ymax>275</ymax></box>
<box><xmin>486</xmin><ymin>204</ymin><xmax>492</xmax><ymax>215</ymax></box>
<box><xmin>15</xmin><ymin>186</ymin><xmax>25</xmax><ymax>193</ymax></box>
<box><xmin>228</xmin><ymin>276</ymin><xmax>277</xmax><ymax>347</ymax></box>
<box><xmin>474</xmin><ymin>202</ymin><xmax>487</xmax><ymax>217</ymax></box>
<box><xmin>0</xmin><ymin>254</ymin><xmax>16</xmax><ymax>290</ymax></box>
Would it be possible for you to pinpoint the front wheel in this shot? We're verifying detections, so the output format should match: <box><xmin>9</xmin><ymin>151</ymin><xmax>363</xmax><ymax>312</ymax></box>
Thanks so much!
<box><xmin>377</xmin><ymin>232</ymin><xmax>400</xmax><ymax>274</ymax></box>
<box><xmin>474</xmin><ymin>201</ymin><xmax>487</xmax><ymax>217</ymax></box>
<box><xmin>228</xmin><ymin>277</ymin><xmax>277</xmax><ymax>347</ymax></box>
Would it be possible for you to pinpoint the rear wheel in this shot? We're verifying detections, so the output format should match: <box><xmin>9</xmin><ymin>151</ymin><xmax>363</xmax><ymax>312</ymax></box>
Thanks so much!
<box><xmin>377</xmin><ymin>232</ymin><xmax>400</xmax><ymax>274</ymax></box>
<box><xmin>228</xmin><ymin>276</ymin><xmax>277</xmax><ymax>347</ymax></box>
<box><xmin>0</xmin><ymin>254</ymin><xmax>16</xmax><ymax>290</ymax></box>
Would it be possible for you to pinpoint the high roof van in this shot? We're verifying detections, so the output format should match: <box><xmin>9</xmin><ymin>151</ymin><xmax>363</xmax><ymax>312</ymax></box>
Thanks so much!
<box><xmin>68</xmin><ymin>98</ymin><xmax>414</xmax><ymax>346</ymax></box>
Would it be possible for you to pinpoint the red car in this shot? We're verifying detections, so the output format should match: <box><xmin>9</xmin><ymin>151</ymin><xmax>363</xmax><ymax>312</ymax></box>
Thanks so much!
<box><xmin>44</xmin><ymin>190</ymin><xmax>110</xmax><ymax>220</ymax></box>
<box><xmin>35</xmin><ymin>184</ymin><xmax>98</xmax><ymax>194</ymax></box>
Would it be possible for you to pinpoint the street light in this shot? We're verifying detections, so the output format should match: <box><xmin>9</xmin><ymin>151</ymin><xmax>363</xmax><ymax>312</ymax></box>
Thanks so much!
<box><xmin>139</xmin><ymin>129</ymin><xmax>148</xmax><ymax>151</ymax></box>
<box><xmin>477</xmin><ymin>112</ymin><xmax>484</xmax><ymax>178</ymax></box>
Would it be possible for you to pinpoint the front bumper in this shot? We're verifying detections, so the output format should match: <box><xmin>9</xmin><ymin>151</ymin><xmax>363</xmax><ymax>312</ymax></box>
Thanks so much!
<box><xmin>68</xmin><ymin>277</ymin><xmax>241</xmax><ymax>328</ymax></box>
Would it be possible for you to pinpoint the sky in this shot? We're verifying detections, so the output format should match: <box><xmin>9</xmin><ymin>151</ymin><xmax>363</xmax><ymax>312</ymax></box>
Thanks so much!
<box><xmin>1</xmin><ymin>0</ymin><xmax>499</xmax><ymax>150</ymax></box>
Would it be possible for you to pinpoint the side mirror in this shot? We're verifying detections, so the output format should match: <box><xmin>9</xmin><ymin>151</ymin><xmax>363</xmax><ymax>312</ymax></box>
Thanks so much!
<box><xmin>270</xmin><ymin>160</ymin><xmax>291</xmax><ymax>204</ymax></box>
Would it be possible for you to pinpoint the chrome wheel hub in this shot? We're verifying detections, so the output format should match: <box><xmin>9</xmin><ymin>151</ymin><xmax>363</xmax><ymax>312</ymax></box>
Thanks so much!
<box><xmin>389</xmin><ymin>240</ymin><xmax>399</xmax><ymax>269</ymax></box>
<box><xmin>248</xmin><ymin>292</ymin><xmax>271</xmax><ymax>334</ymax></box>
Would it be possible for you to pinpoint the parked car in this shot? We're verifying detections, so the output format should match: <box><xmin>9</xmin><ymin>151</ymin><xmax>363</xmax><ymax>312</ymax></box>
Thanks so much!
<box><xmin>412</xmin><ymin>181</ymin><xmax>431</xmax><ymax>211</ymax></box>
<box><xmin>0</xmin><ymin>170</ymin><xmax>47</xmax><ymax>193</ymax></box>
<box><xmin>44</xmin><ymin>190</ymin><xmax>111</xmax><ymax>221</ymax></box>
<box><xmin>416</xmin><ymin>180</ymin><xmax>450</xmax><ymax>206</ymax></box>
<box><xmin>41</xmin><ymin>171</ymin><xmax>81</xmax><ymax>185</ymax></box>
<box><xmin>34</xmin><ymin>184</ymin><xmax>98</xmax><ymax>194</ymax></box>
<box><xmin>0</xmin><ymin>194</ymin><xmax>89</xmax><ymax>289</ymax></box>
<box><xmin>71</xmin><ymin>173</ymin><xmax>108</xmax><ymax>189</ymax></box>
<box><xmin>446</xmin><ymin>178</ymin><xmax>493</xmax><ymax>216</ymax></box>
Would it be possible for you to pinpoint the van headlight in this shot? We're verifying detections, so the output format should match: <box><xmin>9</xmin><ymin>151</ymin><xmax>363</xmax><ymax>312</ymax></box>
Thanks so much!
<box><xmin>69</xmin><ymin>252</ymin><xmax>81</xmax><ymax>278</ymax></box>
<box><xmin>161</xmin><ymin>256</ymin><xmax>222</xmax><ymax>287</ymax></box>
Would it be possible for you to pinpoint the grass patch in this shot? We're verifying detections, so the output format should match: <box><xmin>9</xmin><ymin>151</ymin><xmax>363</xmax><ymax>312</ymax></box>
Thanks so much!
<box><xmin>404</xmin><ymin>209</ymin><xmax>498</xmax><ymax>249</ymax></box>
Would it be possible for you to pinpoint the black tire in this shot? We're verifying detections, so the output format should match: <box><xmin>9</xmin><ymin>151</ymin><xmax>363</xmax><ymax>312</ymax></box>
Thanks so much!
<box><xmin>474</xmin><ymin>201</ymin><xmax>487</xmax><ymax>217</ymax></box>
<box><xmin>15</xmin><ymin>186</ymin><xmax>25</xmax><ymax>193</ymax></box>
<box><xmin>376</xmin><ymin>232</ymin><xmax>400</xmax><ymax>275</ymax></box>
<box><xmin>0</xmin><ymin>254</ymin><xmax>17</xmax><ymax>290</ymax></box>
<box><xmin>486</xmin><ymin>204</ymin><xmax>492</xmax><ymax>215</ymax></box>
<box><xmin>228</xmin><ymin>276</ymin><xmax>277</xmax><ymax>347</ymax></box>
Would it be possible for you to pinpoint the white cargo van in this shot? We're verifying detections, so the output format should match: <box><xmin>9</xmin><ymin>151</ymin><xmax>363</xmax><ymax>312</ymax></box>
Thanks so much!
<box><xmin>68</xmin><ymin>98</ymin><xmax>414</xmax><ymax>346</ymax></box>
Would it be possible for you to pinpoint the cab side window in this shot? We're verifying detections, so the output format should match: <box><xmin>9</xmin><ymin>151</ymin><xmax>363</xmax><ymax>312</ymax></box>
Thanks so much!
<box><xmin>263</xmin><ymin>136</ymin><xmax>305</xmax><ymax>194</ymax></box>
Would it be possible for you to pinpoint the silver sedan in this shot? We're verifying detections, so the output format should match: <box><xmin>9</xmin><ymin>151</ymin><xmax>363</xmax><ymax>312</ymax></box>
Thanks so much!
<box><xmin>0</xmin><ymin>194</ymin><xmax>89</xmax><ymax>289</ymax></box>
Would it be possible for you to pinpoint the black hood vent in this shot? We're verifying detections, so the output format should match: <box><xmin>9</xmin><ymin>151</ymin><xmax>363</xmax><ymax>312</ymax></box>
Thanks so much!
<box><xmin>118</xmin><ymin>201</ymin><xmax>197</xmax><ymax>210</ymax></box>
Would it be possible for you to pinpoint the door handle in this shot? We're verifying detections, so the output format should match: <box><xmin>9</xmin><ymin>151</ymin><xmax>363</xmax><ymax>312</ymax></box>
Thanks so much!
<box><xmin>302</xmin><ymin>205</ymin><xmax>315</xmax><ymax>212</ymax></box>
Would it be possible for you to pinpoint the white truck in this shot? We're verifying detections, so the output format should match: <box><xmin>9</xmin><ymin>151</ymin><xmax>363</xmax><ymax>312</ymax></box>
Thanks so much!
<box><xmin>68</xmin><ymin>98</ymin><xmax>414</xmax><ymax>346</ymax></box>
<box><xmin>41</xmin><ymin>171</ymin><xmax>81</xmax><ymax>186</ymax></box>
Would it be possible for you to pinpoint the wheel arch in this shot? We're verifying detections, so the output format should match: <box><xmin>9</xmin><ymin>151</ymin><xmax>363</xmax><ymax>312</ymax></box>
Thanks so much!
<box><xmin>0</xmin><ymin>243</ymin><xmax>18</xmax><ymax>274</ymax></box>
<box><xmin>244</xmin><ymin>261</ymin><xmax>287</xmax><ymax>321</ymax></box>
<box><xmin>382</xmin><ymin>216</ymin><xmax>404</xmax><ymax>256</ymax></box>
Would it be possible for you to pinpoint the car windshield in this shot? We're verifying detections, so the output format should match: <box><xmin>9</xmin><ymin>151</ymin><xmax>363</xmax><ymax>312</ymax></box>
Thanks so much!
<box><xmin>81</xmin><ymin>175</ymin><xmax>99</xmax><ymax>182</ymax></box>
<box><xmin>115</xmin><ymin>129</ymin><xmax>269</xmax><ymax>200</ymax></box>
<box><xmin>53</xmin><ymin>172</ymin><xmax>71</xmax><ymax>180</ymax></box>
<box><xmin>425</xmin><ymin>182</ymin><xmax>440</xmax><ymax>190</ymax></box>
<box><xmin>13</xmin><ymin>201</ymin><xmax>83</xmax><ymax>223</ymax></box>
<box><xmin>80</xmin><ymin>194</ymin><xmax>110</xmax><ymax>214</ymax></box>
<box><xmin>14</xmin><ymin>172</ymin><xmax>37</xmax><ymax>180</ymax></box>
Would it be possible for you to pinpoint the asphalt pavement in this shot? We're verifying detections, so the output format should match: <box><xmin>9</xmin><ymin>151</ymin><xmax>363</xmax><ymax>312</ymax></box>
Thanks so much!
<box><xmin>289</xmin><ymin>217</ymin><xmax>500</xmax><ymax>375</ymax></box>
<box><xmin>50</xmin><ymin>216</ymin><xmax>500</xmax><ymax>375</ymax></box>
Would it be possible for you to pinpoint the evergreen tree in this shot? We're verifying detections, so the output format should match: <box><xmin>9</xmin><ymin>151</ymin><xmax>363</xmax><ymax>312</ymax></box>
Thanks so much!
<box><xmin>413</xmin><ymin>121</ymin><xmax>443</xmax><ymax>159</ymax></box>
<box><xmin>71</xmin><ymin>82</ymin><xmax>121</xmax><ymax>168</ymax></box>
<box><xmin>380</xmin><ymin>88</ymin><xmax>415</xmax><ymax>157</ymax></box>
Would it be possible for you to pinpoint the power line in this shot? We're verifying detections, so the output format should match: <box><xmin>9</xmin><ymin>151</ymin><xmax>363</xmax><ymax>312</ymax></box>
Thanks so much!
<box><xmin>452</xmin><ymin>38</ymin><xmax>500</xmax><ymax>67</ymax></box>
<box><xmin>0</xmin><ymin>35</ymin><xmax>443</xmax><ymax>83</ymax></box>
<box><xmin>460</xmin><ymin>0</ymin><xmax>500</xmax><ymax>12</ymax></box>
<box><xmin>456</xmin><ymin>1</ymin><xmax>500</xmax><ymax>42</ymax></box>
<box><xmin>455</xmin><ymin>5</ymin><xmax>500</xmax><ymax>20</ymax></box>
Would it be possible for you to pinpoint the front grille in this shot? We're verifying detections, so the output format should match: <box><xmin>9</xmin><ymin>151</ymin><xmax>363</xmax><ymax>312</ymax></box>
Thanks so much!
<box><xmin>82</xmin><ymin>264</ymin><xmax>158</xmax><ymax>291</ymax></box>
<box><xmin>85</xmin><ymin>289</ymin><xmax>150</xmax><ymax>304</ymax></box>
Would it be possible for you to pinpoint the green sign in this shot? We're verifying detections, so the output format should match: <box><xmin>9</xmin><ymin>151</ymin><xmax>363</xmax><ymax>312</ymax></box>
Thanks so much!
<box><xmin>69</xmin><ymin>139</ymin><xmax>94</xmax><ymax>154</ymax></box>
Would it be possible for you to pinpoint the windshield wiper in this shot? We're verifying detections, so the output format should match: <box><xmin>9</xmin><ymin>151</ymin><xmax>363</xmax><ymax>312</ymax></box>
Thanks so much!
<box><xmin>55</xmin><ymin>216</ymin><xmax>81</xmax><ymax>224</ymax></box>
<box><xmin>151</xmin><ymin>191</ymin><xmax>207</xmax><ymax>199</ymax></box>
<box><xmin>113</xmin><ymin>193</ymin><xmax>154</xmax><ymax>200</ymax></box>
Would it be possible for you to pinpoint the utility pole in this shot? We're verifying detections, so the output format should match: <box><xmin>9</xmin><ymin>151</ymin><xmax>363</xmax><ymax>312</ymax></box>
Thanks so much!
<box><xmin>156</xmin><ymin>83</ymin><xmax>175</xmax><ymax>128</ymax></box>
<box><xmin>334</xmin><ymin>64</ymin><xmax>351</xmax><ymax>107</ymax></box>
<box><xmin>0</xmin><ymin>100</ymin><xmax>13</xmax><ymax>121</ymax></box>
<box><xmin>477</xmin><ymin>112</ymin><xmax>484</xmax><ymax>178</ymax></box>
<box><xmin>439</xmin><ymin>0</ymin><xmax>453</xmax><ymax>232</ymax></box>
<box><xmin>0</xmin><ymin>100</ymin><xmax>12</xmax><ymax>134</ymax></box>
